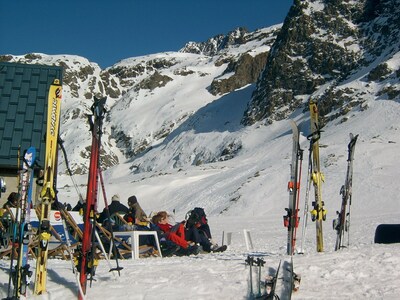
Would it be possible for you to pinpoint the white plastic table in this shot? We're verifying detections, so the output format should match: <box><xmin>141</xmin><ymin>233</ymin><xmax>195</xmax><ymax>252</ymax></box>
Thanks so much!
<box><xmin>114</xmin><ymin>231</ymin><xmax>162</xmax><ymax>259</ymax></box>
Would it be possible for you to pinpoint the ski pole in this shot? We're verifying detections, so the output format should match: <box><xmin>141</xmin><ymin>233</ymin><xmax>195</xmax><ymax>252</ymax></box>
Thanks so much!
<box><xmin>99</xmin><ymin>169</ymin><xmax>123</xmax><ymax>274</ymax></box>
<box><xmin>256</xmin><ymin>258</ymin><xmax>265</xmax><ymax>297</ymax></box>
<box><xmin>245</xmin><ymin>256</ymin><xmax>255</xmax><ymax>297</ymax></box>
<box><xmin>293</xmin><ymin>148</ymin><xmax>303</xmax><ymax>253</ymax></box>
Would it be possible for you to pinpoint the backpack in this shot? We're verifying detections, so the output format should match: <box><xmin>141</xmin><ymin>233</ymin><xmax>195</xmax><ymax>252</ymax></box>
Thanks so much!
<box><xmin>186</xmin><ymin>207</ymin><xmax>207</xmax><ymax>227</ymax></box>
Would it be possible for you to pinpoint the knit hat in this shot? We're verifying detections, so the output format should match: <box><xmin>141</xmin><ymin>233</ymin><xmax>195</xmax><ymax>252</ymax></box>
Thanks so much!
<box><xmin>128</xmin><ymin>195</ymin><xmax>137</xmax><ymax>204</ymax></box>
<box><xmin>8</xmin><ymin>192</ymin><xmax>19</xmax><ymax>203</ymax></box>
<box><xmin>111</xmin><ymin>194</ymin><xmax>120</xmax><ymax>201</ymax></box>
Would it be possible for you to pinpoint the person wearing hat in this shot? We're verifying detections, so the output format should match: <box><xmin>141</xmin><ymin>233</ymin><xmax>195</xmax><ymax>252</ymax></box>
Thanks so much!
<box><xmin>123</xmin><ymin>195</ymin><xmax>148</xmax><ymax>225</ymax></box>
<box><xmin>98</xmin><ymin>194</ymin><xmax>129</xmax><ymax>224</ymax></box>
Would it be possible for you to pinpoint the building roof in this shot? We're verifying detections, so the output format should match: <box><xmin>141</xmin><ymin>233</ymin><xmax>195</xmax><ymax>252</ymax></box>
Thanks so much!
<box><xmin>0</xmin><ymin>62</ymin><xmax>63</xmax><ymax>170</ymax></box>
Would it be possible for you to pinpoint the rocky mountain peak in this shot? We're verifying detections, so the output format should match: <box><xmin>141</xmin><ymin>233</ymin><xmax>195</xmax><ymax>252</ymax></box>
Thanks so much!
<box><xmin>179</xmin><ymin>27</ymin><xmax>250</xmax><ymax>56</ymax></box>
<box><xmin>242</xmin><ymin>0</ymin><xmax>400</xmax><ymax>126</ymax></box>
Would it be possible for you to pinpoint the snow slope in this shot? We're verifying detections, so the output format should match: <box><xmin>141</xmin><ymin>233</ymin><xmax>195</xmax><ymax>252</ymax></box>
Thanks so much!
<box><xmin>1</xmin><ymin>84</ymin><xmax>400</xmax><ymax>299</ymax></box>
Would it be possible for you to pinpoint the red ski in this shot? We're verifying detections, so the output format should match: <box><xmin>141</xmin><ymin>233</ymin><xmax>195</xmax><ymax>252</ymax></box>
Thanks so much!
<box><xmin>78</xmin><ymin>97</ymin><xmax>107</xmax><ymax>299</ymax></box>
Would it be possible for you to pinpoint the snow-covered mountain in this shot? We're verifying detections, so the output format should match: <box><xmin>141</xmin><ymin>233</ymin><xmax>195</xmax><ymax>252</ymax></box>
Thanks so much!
<box><xmin>244</xmin><ymin>0</ymin><xmax>400</xmax><ymax>125</ymax></box>
<box><xmin>1</xmin><ymin>1</ymin><xmax>400</xmax><ymax>298</ymax></box>
<box><xmin>0</xmin><ymin>0</ymin><xmax>398</xmax><ymax>198</ymax></box>
<box><xmin>1</xmin><ymin>1</ymin><xmax>398</xmax><ymax>180</ymax></box>
<box><xmin>0</xmin><ymin>25</ymin><xmax>280</xmax><ymax>175</ymax></box>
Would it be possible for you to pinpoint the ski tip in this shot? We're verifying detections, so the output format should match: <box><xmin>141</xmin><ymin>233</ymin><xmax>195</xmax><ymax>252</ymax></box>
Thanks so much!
<box><xmin>109</xmin><ymin>267</ymin><xmax>124</xmax><ymax>272</ymax></box>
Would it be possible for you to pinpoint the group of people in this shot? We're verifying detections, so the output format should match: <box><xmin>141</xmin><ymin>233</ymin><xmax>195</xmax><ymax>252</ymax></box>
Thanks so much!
<box><xmin>96</xmin><ymin>194</ymin><xmax>227</xmax><ymax>257</ymax></box>
<box><xmin>1</xmin><ymin>191</ymin><xmax>227</xmax><ymax>257</ymax></box>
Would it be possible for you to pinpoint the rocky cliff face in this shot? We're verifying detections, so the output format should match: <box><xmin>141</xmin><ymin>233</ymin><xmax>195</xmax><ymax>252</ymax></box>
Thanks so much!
<box><xmin>242</xmin><ymin>0</ymin><xmax>400</xmax><ymax>125</ymax></box>
<box><xmin>180</xmin><ymin>26</ymin><xmax>280</xmax><ymax>96</ymax></box>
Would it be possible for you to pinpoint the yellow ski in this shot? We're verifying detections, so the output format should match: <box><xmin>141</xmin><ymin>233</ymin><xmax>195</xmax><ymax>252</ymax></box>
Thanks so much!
<box><xmin>309</xmin><ymin>99</ymin><xmax>326</xmax><ymax>252</ymax></box>
<box><xmin>34</xmin><ymin>79</ymin><xmax>62</xmax><ymax>295</ymax></box>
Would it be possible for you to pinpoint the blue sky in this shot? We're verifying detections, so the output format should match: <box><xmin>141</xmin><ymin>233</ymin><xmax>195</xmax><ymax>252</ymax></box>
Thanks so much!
<box><xmin>1</xmin><ymin>1</ymin><xmax>293</xmax><ymax>68</ymax></box>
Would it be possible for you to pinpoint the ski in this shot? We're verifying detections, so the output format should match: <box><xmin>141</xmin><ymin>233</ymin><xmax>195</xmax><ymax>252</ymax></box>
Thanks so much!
<box><xmin>288</xmin><ymin>257</ymin><xmax>294</xmax><ymax>299</ymax></box>
<box><xmin>276</xmin><ymin>257</ymin><xmax>301</xmax><ymax>300</ymax></box>
<box><xmin>245</xmin><ymin>256</ymin><xmax>255</xmax><ymax>298</ymax></box>
<box><xmin>34</xmin><ymin>78</ymin><xmax>62</xmax><ymax>295</ymax></box>
<box><xmin>298</xmin><ymin>134</ymin><xmax>314</xmax><ymax>254</ymax></box>
<box><xmin>16</xmin><ymin>147</ymin><xmax>36</xmax><ymax>299</ymax></box>
<box><xmin>334</xmin><ymin>133</ymin><xmax>358</xmax><ymax>250</ymax></box>
<box><xmin>284</xmin><ymin>120</ymin><xmax>303</xmax><ymax>255</ymax></box>
<box><xmin>78</xmin><ymin>96</ymin><xmax>107</xmax><ymax>299</ymax></box>
<box><xmin>265</xmin><ymin>260</ymin><xmax>281</xmax><ymax>299</ymax></box>
<box><xmin>5</xmin><ymin>147</ymin><xmax>35</xmax><ymax>299</ymax></box>
<box><xmin>288</xmin><ymin>256</ymin><xmax>301</xmax><ymax>297</ymax></box>
<box><xmin>309</xmin><ymin>99</ymin><xmax>326</xmax><ymax>252</ymax></box>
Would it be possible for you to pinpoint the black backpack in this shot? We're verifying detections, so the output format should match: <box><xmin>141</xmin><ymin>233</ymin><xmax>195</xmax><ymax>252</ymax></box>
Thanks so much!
<box><xmin>186</xmin><ymin>207</ymin><xmax>207</xmax><ymax>227</ymax></box>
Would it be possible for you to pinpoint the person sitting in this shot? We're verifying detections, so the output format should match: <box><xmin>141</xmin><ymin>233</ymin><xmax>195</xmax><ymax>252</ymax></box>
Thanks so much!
<box><xmin>123</xmin><ymin>195</ymin><xmax>148</xmax><ymax>226</ymax></box>
<box><xmin>2</xmin><ymin>192</ymin><xmax>19</xmax><ymax>209</ymax></box>
<box><xmin>121</xmin><ymin>195</ymin><xmax>158</xmax><ymax>248</ymax></box>
<box><xmin>72</xmin><ymin>198</ymin><xmax>85</xmax><ymax>212</ymax></box>
<box><xmin>185</xmin><ymin>225</ymin><xmax>215</xmax><ymax>252</ymax></box>
<box><xmin>185</xmin><ymin>207</ymin><xmax>227</xmax><ymax>253</ymax></box>
<box><xmin>151</xmin><ymin>211</ymin><xmax>199</xmax><ymax>256</ymax></box>
<box><xmin>97</xmin><ymin>194</ymin><xmax>129</xmax><ymax>225</ymax></box>
<box><xmin>1</xmin><ymin>192</ymin><xmax>19</xmax><ymax>245</ymax></box>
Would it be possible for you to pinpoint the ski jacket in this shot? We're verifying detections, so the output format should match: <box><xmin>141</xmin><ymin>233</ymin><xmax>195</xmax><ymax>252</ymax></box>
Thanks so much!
<box><xmin>157</xmin><ymin>222</ymin><xmax>188</xmax><ymax>249</ymax></box>
<box><xmin>98</xmin><ymin>200</ymin><xmax>129</xmax><ymax>224</ymax></box>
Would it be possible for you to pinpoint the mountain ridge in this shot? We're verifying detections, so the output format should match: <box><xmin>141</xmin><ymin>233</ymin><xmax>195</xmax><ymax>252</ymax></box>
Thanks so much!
<box><xmin>0</xmin><ymin>24</ymin><xmax>280</xmax><ymax>174</ymax></box>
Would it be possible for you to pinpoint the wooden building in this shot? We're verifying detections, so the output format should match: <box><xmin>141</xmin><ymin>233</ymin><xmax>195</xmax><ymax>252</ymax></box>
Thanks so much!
<box><xmin>0</xmin><ymin>61</ymin><xmax>63</xmax><ymax>205</ymax></box>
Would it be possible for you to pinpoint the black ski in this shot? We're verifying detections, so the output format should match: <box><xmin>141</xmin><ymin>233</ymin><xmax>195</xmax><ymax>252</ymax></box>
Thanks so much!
<box><xmin>333</xmin><ymin>133</ymin><xmax>358</xmax><ymax>250</ymax></box>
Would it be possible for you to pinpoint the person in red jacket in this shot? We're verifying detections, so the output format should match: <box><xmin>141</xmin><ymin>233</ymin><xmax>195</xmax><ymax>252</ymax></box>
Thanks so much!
<box><xmin>152</xmin><ymin>211</ymin><xmax>199</xmax><ymax>256</ymax></box>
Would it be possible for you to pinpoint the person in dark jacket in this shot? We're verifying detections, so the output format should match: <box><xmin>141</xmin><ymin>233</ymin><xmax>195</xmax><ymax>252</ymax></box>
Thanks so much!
<box><xmin>72</xmin><ymin>198</ymin><xmax>84</xmax><ymax>212</ymax></box>
<box><xmin>2</xmin><ymin>192</ymin><xmax>19</xmax><ymax>209</ymax></box>
<box><xmin>185</xmin><ymin>207</ymin><xmax>227</xmax><ymax>253</ymax></box>
<box><xmin>98</xmin><ymin>194</ymin><xmax>129</xmax><ymax>224</ymax></box>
